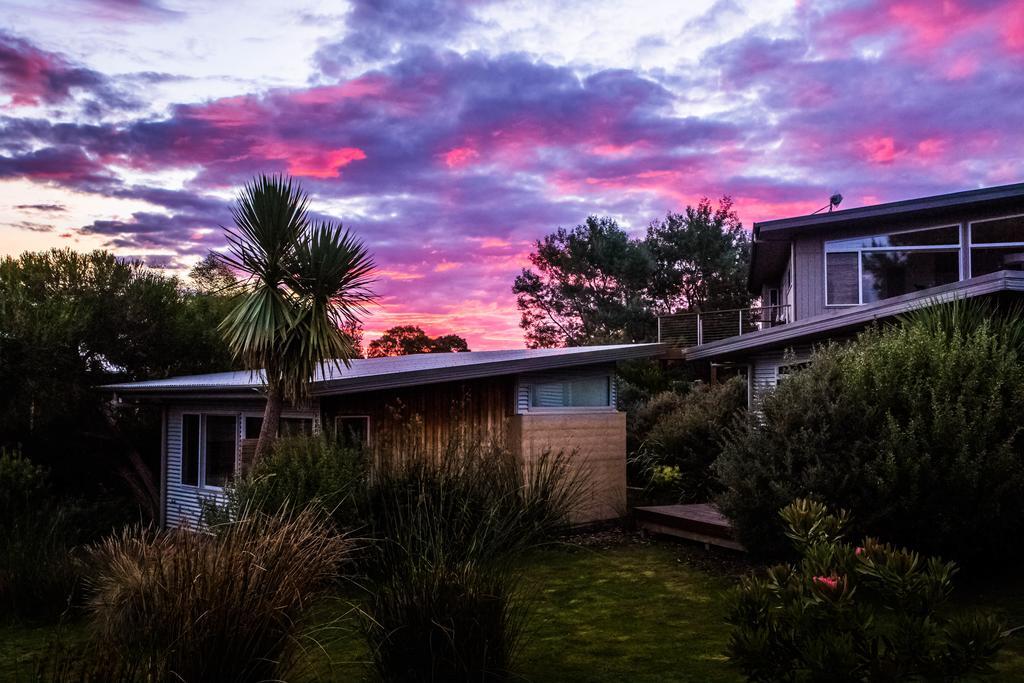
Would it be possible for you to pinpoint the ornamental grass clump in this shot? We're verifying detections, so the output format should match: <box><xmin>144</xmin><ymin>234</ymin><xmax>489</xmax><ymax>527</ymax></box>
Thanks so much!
<box><xmin>727</xmin><ymin>499</ymin><xmax>1005</xmax><ymax>682</ymax></box>
<box><xmin>76</xmin><ymin>506</ymin><xmax>348</xmax><ymax>683</ymax></box>
<box><xmin>359</xmin><ymin>438</ymin><xmax>588</xmax><ymax>682</ymax></box>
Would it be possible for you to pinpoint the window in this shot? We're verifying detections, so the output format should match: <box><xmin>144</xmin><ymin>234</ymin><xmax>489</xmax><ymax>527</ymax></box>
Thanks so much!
<box><xmin>969</xmin><ymin>215</ymin><xmax>1024</xmax><ymax>277</ymax></box>
<box><xmin>243</xmin><ymin>415</ymin><xmax>313</xmax><ymax>438</ymax></box>
<box><xmin>334</xmin><ymin>416</ymin><xmax>369</xmax><ymax>449</ymax></box>
<box><xmin>825</xmin><ymin>225</ymin><xmax>960</xmax><ymax>305</ymax></box>
<box><xmin>204</xmin><ymin>415</ymin><xmax>237</xmax><ymax>488</ymax></box>
<box><xmin>179</xmin><ymin>413</ymin><xmax>237</xmax><ymax>489</ymax></box>
<box><xmin>530</xmin><ymin>376</ymin><xmax>610</xmax><ymax>409</ymax></box>
<box><xmin>244</xmin><ymin>416</ymin><xmax>263</xmax><ymax>439</ymax></box>
<box><xmin>181</xmin><ymin>414</ymin><xmax>200</xmax><ymax>487</ymax></box>
<box><xmin>280</xmin><ymin>417</ymin><xmax>314</xmax><ymax>437</ymax></box>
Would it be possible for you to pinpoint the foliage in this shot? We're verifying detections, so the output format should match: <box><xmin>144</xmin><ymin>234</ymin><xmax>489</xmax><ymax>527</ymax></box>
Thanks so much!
<box><xmin>633</xmin><ymin>377</ymin><xmax>746</xmax><ymax>502</ymax></box>
<box><xmin>715</xmin><ymin>299</ymin><xmax>1024</xmax><ymax>564</ymax></box>
<box><xmin>218</xmin><ymin>174</ymin><xmax>375</xmax><ymax>460</ymax></box>
<box><xmin>513</xmin><ymin>198</ymin><xmax>752</xmax><ymax>348</ymax></box>
<box><xmin>74</xmin><ymin>506</ymin><xmax>348</xmax><ymax>683</ymax></box>
<box><xmin>358</xmin><ymin>439</ymin><xmax>588</xmax><ymax>681</ymax></box>
<box><xmin>224</xmin><ymin>434</ymin><xmax>367</xmax><ymax>530</ymax></box>
<box><xmin>645</xmin><ymin>197</ymin><xmax>752</xmax><ymax>314</ymax></box>
<box><xmin>0</xmin><ymin>450</ymin><xmax>80</xmax><ymax>622</ymax></box>
<box><xmin>0</xmin><ymin>249</ymin><xmax>235</xmax><ymax>498</ymax></box>
<box><xmin>727</xmin><ymin>499</ymin><xmax>1005</xmax><ymax>681</ymax></box>
<box><xmin>367</xmin><ymin>324</ymin><xmax>470</xmax><ymax>357</ymax></box>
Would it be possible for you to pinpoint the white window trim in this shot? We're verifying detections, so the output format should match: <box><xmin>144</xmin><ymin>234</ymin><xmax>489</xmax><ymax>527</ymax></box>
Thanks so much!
<box><xmin>967</xmin><ymin>213</ymin><xmax>1024</xmax><ymax>278</ymax></box>
<box><xmin>824</xmin><ymin>223</ymin><xmax>962</xmax><ymax>307</ymax></box>
<box><xmin>180</xmin><ymin>412</ymin><xmax>239</xmax><ymax>492</ymax></box>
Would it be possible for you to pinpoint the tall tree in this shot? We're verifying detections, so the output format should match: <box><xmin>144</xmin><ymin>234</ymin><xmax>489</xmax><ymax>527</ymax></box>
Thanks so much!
<box><xmin>646</xmin><ymin>197</ymin><xmax>751</xmax><ymax>313</ymax></box>
<box><xmin>219</xmin><ymin>175</ymin><xmax>375</xmax><ymax>461</ymax></box>
<box><xmin>512</xmin><ymin>216</ymin><xmax>655</xmax><ymax>348</ymax></box>
<box><xmin>0</xmin><ymin>248</ymin><xmax>235</xmax><ymax>511</ymax></box>
<box><xmin>513</xmin><ymin>199</ymin><xmax>752</xmax><ymax>348</ymax></box>
<box><xmin>367</xmin><ymin>325</ymin><xmax>470</xmax><ymax>357</ymax></box>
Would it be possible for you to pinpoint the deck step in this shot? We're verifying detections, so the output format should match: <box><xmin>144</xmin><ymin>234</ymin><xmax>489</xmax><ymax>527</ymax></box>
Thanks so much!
<box><xmin>634</xmin><ymin>503</ymin><xmax>745</xmax><ymax>552</ymax></box>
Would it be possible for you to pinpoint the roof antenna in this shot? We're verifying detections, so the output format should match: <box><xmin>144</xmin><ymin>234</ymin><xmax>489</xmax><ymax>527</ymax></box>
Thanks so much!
<box><xmin>811</xmin><ymin>192</ymin><xmax>844</xmax><ymax>215</ymax></box>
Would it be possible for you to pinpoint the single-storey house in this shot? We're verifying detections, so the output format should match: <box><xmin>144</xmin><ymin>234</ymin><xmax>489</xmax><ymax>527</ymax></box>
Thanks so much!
<box><xmin>105</xmin><ymin>344</ymin><xmax>665</xmax><ymax>527</ymax></box>
<box><xmin>658</xmin><ymin>182</ymin><xmax>1024</xmax><ymax>404</ymax></box>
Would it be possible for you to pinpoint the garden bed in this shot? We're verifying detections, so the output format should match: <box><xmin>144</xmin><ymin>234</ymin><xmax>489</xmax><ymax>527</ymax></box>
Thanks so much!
<box><xmin>3</xmin><ymin>534</ymin><xmax>1024</xmax><ymax>681</ymax></box>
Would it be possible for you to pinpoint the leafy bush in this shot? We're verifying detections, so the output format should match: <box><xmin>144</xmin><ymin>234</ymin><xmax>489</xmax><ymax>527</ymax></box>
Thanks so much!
<box><xmin>0</xmin><ymin>449</ymin><xmax>80</xmax><ymax>621</ymax></box>
<box><xmin>635</xmin><ymin>377</ymin><xmax>745</xmax><ymax>502</ymax></box>
<box><xmin>715</xmin><ymin>300</ymin><xmax>1024</xmax><ymax>563</ymax></box>
<box><xmin>226</xmin><ymin>434</ymin><xmax>366</xmax><ymax>529</ymax></box>
<box><xmin>78</xmin><ymin>506</ymin><xmax>348</xmax><ymax>682</ymax></box>
<box><xmin>727</xmin><ymin>499</ymin><xmax>1004</xmax><ymax>681</ymax></box>
<box><xmin>359</xmin><ymin>439</ymin><xmax>587</xmax><ymax>682</ymax></box>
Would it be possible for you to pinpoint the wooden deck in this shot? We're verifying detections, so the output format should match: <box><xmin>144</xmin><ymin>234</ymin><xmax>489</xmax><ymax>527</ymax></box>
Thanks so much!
<box><xmin>634</xmin><ymin>503</ymin><xmax>745</xmax><ymax>551</ymax></box>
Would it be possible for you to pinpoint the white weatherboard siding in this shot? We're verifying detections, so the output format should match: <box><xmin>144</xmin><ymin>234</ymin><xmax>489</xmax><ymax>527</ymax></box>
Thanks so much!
<box><xmin>749</xmin><ymin>347</ymin><xmax>813</xmax><ymax>408</ymax></box>
<box><xmin>165</xmin><ymin>404</ymin><xmax>235</xmax><ymax>528</ymax></box>
<box><xmin>165</xmin><ymin>403</ymin><xmax>317</xmax><ymax>528</ymax></box>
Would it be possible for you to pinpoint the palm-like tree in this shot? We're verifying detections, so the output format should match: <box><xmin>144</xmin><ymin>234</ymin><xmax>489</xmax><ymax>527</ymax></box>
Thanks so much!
<box><xmin>219</xmin><ymin>175</ymin><xmax>374</xmax><ymax>461</ymax></box>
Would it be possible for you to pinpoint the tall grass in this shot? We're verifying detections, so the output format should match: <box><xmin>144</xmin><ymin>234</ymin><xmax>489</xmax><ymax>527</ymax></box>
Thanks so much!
<box><xmin>359</xmin><ymin>438</ymin><xmax>588</xmax><ymax>681</ymax></box>
<box><xmin>205</xmin><ymin>434</ymin><xmax>367</xmax><ymax>530</ymax></box>
<box><xmin>54</xmin><ymin>506</ymin><xmax>350</xmax><ymax>682</ymax></box>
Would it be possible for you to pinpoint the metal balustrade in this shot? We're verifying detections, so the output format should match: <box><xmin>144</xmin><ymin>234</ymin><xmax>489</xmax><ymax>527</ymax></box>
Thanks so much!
<box><xmin>657</xmin><ymin>305</ymin><xmax>790</xmax><ymax>347</ymax></box>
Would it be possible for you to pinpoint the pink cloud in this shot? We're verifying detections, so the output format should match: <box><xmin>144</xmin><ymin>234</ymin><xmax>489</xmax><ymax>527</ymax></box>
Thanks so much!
<box><xmin>442</xmin><ymin>146</ymin><xmax>479</xmax><ymax>168</ymax></box>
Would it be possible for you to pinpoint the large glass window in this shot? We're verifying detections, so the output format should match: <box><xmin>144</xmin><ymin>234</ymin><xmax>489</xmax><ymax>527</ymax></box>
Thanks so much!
<box><xmin>180</xmin><ymin>413</ymin><xmax>237</xmax><ymax>489</ymax></box>
<box><xmin>970</xmin><ymin>215</ymin><xmax>1024</xmax><ymax>277</ymax></box>
<box><xmin>181</xmin><ymin>414</ymin><xmax>200</xmax><ymax>487</ymax></box>
<box><xmin>825</xmin><ymin>225</ymin><xmax>960</xmax><ymax>305</ymax></box>
<box><xmin>530</xmin><ymin>376</ymin><xmax>610</xmax><ymax>408</ymax></box>
<box><xmin>204</xmin><ymin>415</ymin><xmax>237</xmax><ymax>488</ymax></box>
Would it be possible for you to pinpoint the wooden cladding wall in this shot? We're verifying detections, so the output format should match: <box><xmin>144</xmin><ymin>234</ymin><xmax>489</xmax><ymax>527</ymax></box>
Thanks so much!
<box><xmin>320</xmin><ymin>376</ymin><xmax>517</xmax><ymax>462</ymax></box>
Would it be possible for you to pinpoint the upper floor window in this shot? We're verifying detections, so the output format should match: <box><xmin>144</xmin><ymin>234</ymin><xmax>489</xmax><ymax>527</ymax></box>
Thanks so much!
<box><xmin>825</xmin><ymin>225</ymin><xmax>960</xmax><ymax>306</ymax></box>
<box><xmin>969</xmin><ymin>215</ymin><xmax>1024</xmax><ymax>277</ymax></box>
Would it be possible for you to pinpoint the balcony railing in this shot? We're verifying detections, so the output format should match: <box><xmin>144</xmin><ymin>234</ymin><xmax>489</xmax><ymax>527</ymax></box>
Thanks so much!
<box><xmin>657</xmin><ymin>305</ymin><xmax>790</xmax><ymax>347</ymax></box>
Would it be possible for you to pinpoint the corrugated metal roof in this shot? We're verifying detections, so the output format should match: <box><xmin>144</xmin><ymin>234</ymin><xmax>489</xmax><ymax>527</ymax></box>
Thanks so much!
<box><xmin>103</xmin><ymin>343</ymin><xmax>665</xmax><ymax>396</ymax></box>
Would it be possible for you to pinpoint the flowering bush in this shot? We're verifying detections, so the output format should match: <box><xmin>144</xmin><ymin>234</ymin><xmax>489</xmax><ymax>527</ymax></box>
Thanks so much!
<box><xmin>726</xmin><ymin>499</ymin><xmax>1005</xmax><ymax>681</ymax></box>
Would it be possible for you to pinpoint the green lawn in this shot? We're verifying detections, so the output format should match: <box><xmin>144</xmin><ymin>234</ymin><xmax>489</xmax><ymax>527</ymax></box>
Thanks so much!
<box><xmin>4</xmin><ymin>536</ymin><xmax>1024</xmax><ymax>681</ymax></box>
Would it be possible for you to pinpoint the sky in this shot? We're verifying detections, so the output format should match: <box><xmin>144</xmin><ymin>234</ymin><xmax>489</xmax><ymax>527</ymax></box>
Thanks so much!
<box><xmin>1</xmin><ymin>0</ymin><xmax>1023</xmax><ymax>349</ymax></box>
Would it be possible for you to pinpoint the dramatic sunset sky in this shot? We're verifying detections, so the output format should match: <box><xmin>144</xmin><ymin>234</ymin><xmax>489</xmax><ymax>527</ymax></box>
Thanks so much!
<box><xmin>2</xmin><ymin>0</ymin><xmax>1022</xmax><ymax>348</ymax></box>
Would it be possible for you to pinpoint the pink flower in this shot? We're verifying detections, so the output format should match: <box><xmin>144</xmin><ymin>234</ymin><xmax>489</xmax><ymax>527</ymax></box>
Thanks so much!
<box><xmin>813</xmin><ymin>576</ymin><xmax>839</xmax><ymax>590</ymax></box>
<box><xmin>855</xmin><ymin>547</ymin><xmax>864</xmax><ymax>556</ymax></box>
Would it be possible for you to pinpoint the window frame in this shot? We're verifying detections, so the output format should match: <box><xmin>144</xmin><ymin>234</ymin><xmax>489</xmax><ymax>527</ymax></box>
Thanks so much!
<box><xmin>333</xmin><ymin>415</ymin><xmax>371</xmax><ymax>448</ymax></box>
<box><xmin>178</xmin><ymin>412</ymin><xmax>239</xmax><ymax>492</ymax></box>
<box><xmin>967</xmin><ymin>213</ymin><xmax>1024</xmax><ymax>277</ymax></box>
<box><xmin>525</xmin><ymin>375</ymin><xmax>616</xmax><ymax>414</ymax></box>
<box><xmin>180</xmin><ymin>412</ymin><xmax>201</xmax><ymax>488</ymax></box>
<box><xmin>824</xmin><ymin>223</ymin><xmax>962</xmax><ymax>307</ymax></box>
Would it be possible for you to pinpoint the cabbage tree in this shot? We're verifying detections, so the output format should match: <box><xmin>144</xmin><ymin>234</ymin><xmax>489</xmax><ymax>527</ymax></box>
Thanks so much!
<box><xmin>219</xmin><ymin>175</ymin><xmax>374</xmax><ymax>461</ymax></box>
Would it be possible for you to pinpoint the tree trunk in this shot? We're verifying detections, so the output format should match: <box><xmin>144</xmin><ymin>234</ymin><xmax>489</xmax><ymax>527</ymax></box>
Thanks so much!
<box><xmin>254</xmin><ymin>385</ymin><xmax>283</xmax><ymax>462</ymax></box>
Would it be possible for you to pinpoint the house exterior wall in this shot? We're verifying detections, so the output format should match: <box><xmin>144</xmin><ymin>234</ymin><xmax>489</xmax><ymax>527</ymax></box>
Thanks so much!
<box><xmin>749</xmin><ymin>346</ymin><xmax>814</xmax><ymax>407</ymax></box>
<box><xmin>164</xmin><ymin>400</ymin><xmax>316</xmax><ymax>527</ymax></box>
<box><xmin>509</xmin><ymin>411</ymin><xmax>627</xmax><ymax>523</ymax></box>
<box><xmin>162</xmin><ymin>365</ymin><xmax>626</xmax><ymax>527</ymax></box>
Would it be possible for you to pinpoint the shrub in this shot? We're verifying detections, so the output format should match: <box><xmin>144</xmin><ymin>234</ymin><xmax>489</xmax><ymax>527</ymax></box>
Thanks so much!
<box><xmin>82</xmin><ymin>506</ymin><xmax>348</xmax><ymax>682</ymax></box>
<box><xmin>727</xmin><ymin>499</ymin><xmax>1004</xmax><ymax>681</ymax></box>
<box><xmin>636</xmin><ymin>376</ymin><xmax>745</xmax><ymax>502</ymax></box>
<box><xmin>715</xmin><ymin>300</ymin><xmax>1024</xmax><ymax>563</ymax></box>
<box><xmin>226</xmin><ymin>434</ymin><xmax>366</xmax><ymax>529</ymax></box>
<box><xmin>0</xmin><ymin>449</ymin><xmax>80</xmax><ymax>621</ymax></box>
<box><xmin>359</xmin><ymin>439</ymin><xmax>587</xmax><ymax>682</ymax></box>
